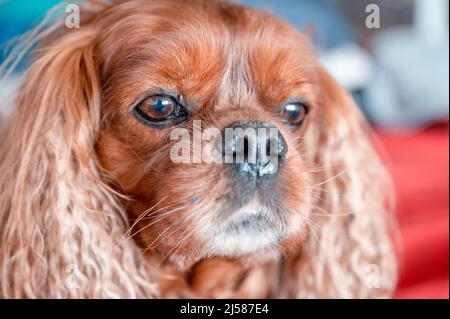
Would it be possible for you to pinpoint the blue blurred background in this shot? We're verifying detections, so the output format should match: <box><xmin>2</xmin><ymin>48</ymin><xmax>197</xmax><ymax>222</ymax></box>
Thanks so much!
<box><xmin>0</xmin><ymin>0</ymin><xmax>448</xmax><ymax>129</ymax></box>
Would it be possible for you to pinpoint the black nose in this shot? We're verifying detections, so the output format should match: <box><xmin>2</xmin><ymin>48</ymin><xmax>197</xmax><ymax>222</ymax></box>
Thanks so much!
<box><xmin>221</xmin><ymin>121</ymin><xmax>287</xmax><ymax>177</ymax></box>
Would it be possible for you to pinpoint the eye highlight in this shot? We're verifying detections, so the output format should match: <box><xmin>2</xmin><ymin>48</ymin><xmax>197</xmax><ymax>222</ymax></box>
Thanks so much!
<box><xmin>141</xmin><ymin>96</ymin><xmax>176</xmax><ymax>120</ymax></box>
<box><xmin>281</xmin><ymin>101</ymin><xmax>309</xmax><ymax>126</ymax></box>
<box><xmin>133</xmin><ymin>94</ymin><xmax>188</xmax><ymax>127</ymax></box>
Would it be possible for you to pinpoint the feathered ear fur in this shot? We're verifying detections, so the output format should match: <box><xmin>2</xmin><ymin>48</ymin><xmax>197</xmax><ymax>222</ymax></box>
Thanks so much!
<box><xmin>0</xmin><ymin>16</ymin><xmax>155</xmax><ymax>298</ymax></box>
<box><xmin>285</xmin><ymin>69</ymin><xmax>398</xmax><ymax>298</ymax></box>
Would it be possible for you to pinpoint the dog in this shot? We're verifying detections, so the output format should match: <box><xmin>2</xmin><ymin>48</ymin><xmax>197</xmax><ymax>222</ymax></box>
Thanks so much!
<box><xmin>0</xmin><ymin>0</ymin><xmax>397</xmax><ymax>298</ymax></box>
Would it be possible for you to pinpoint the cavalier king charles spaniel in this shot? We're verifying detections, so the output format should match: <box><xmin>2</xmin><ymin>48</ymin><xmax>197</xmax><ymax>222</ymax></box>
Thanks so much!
<box><xmin>0</xmin><ymin>0</ymin><xmax>397</xmax><ymax>298</ymax></box>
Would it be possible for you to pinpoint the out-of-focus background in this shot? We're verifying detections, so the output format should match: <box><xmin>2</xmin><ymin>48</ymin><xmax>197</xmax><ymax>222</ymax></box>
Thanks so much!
<box><xmin>0</xmin><ymin>0</ymin><xmax>448</xmax><ymax>298</ymax></box>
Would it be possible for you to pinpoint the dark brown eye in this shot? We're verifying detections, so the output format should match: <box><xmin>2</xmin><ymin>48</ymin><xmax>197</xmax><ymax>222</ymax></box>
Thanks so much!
<box><xmin>133</xmin><ymin>94</ymin><xmax>188</xmax><ymax>126</ymax></box>
<box><xmin>140</xmin><ymin>95</ymin><xmax>176</xmax><ymax>120</ymax></box>
<box><xmin>281</xmin><ymin>102</ymin><xmax>308</xmax><ymax>126</ymax></box>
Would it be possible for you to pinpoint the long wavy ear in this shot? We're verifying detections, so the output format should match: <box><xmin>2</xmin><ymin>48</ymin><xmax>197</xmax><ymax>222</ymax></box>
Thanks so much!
<box><xmin>285</xmin><ymin>69</ymin><xmax>398</xmax><ymax>298</ymax></box>
<box><xmin>0</xmin><ymin>19</ymin><xmax>155</xmax><ymax>297</ymax></box>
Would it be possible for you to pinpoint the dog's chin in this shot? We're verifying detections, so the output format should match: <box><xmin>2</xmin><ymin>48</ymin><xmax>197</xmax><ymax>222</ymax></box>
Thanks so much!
<box><xmin>206</xmin><ymin>200</ymin><xmax>285</xmax><ymax>257</ymax></box>
<box><xmin>165</xmin><ymin>200</ymin><xmax>291</xmax><ymax>270</ymax></box>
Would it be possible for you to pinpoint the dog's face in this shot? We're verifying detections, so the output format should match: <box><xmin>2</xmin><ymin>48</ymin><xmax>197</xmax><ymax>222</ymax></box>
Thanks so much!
<box><xmin>0</xmin><ymin>0</ymin><xmax>397</xmax><ymax>299</ymax></box>
<box><xmin>96</xmin><ymin>0</ymin><xmax>328</xmax><ymax>266</ymax></box>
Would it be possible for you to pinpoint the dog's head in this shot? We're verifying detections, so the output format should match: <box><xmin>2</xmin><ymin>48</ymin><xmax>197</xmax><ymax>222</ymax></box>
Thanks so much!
<box><xmin>0</xmin><ymin>0</ymin><xmax>397</xmax><ymax>298</ymax></box>
<box><xmin>93</xmin><ymin>0</ymin><xmax>337</xmax><ymax>266</ymax></box>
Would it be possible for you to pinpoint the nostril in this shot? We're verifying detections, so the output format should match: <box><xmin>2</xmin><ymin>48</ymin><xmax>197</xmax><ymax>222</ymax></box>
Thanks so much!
<box><xmin>265</xmin><ymin>141</ymin><xmax>271</xmax><ymax>157</ymax></box>
<box><xmin>223</xmin><ymin>121</ymin><xmax>288</xmax><ymax>176</ymax></box>
<box><xmin>243</xmin><ymin>136</ymin><xmax>249</xmax><ymax>163</ymax></box>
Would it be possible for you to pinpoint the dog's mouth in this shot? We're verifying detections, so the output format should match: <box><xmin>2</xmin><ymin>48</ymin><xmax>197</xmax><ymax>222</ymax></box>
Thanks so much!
<box><xmin>223</xmin><ymin>209</ymin><xmax>276</xmax><ymax>234</ymax></box>
<box><xmin>231</xmin><ymin>211</ymin><xmax>269</xmax><ymax>227</ymax></box>
<box><xmin>206</xmin><ymin>199</ymin><xmax>285</xmax><ymax>256</ymax></box>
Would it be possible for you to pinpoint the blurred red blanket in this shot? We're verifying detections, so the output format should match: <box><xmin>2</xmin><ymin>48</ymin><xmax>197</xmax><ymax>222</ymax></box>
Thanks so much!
<box><xmin>378</xmin><ymin>123</ymin><xmax>449</xmax><ymax>299</ymax></box>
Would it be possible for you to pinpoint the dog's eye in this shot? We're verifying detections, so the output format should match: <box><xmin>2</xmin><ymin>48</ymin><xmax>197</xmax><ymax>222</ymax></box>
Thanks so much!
<box><xmin>133</xmin><ymin>95</ymin><xmax>188</xmax><ymax>126</ymax></box>
<box><xmin>281</xmin><ymin>102</ymin><xmax>308</xmax><ymax>126</ymax></box>
<box><xmin>140</xmin><ymin>96</ymin><xmax>176</xmax><ymax>119</ymax></box>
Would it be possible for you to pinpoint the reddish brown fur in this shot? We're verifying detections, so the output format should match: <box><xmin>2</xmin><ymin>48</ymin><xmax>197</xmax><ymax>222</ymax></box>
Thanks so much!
<box><xmin>96</xmin><ymin>0</ymin><xmax>315</xmax><ymax>267</ymax></box>
<box><xmin>0</xmin><ymin>0</ymin><xmax>397</xmax><ymax>298</ymax></box>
